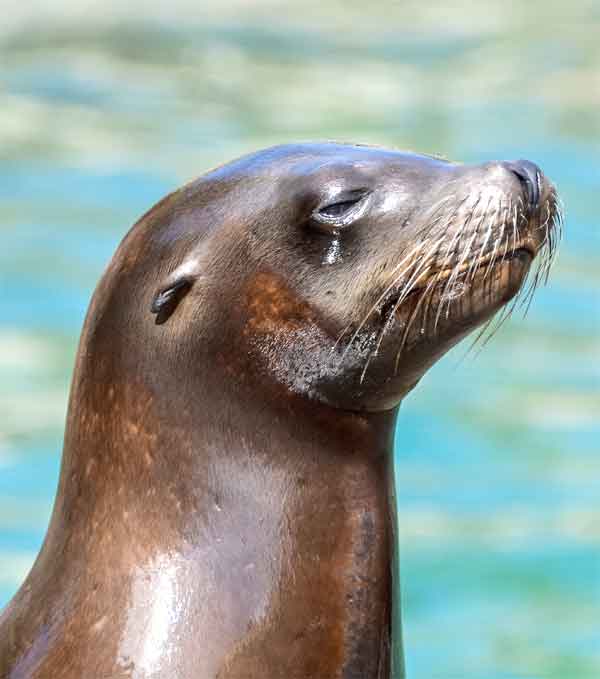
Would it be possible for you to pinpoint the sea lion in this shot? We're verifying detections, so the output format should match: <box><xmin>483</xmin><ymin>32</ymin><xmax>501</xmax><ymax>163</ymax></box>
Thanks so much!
<box><xmin>0</xmin><ymin>143</ymin><xmax>562</xmax><ymax>679</ymax></box>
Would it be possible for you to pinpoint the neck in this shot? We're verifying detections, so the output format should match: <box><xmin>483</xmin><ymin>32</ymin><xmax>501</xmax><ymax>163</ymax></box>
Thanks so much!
<box><xmin>192</xmin><ymin>393</ymin><xmax>399</xmax><ymax>678</ymax></box>
<box><xmin>6</xmin><ymin>346</ymin><xmax>403</xmax><ymax>678</ymax></box>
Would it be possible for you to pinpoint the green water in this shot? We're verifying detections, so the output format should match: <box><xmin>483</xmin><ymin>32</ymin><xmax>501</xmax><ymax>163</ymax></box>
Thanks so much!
<box><xmin>1</xmin><ymin>2</ymin><xmax>598</xmax><ymax>677</ymax></box>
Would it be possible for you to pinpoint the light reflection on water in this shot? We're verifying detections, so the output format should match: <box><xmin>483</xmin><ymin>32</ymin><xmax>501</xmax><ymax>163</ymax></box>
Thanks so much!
<box><xmin>1</xmin><ymin>3</ymin><xmax>598</xmax><ymax>677</ymax></box>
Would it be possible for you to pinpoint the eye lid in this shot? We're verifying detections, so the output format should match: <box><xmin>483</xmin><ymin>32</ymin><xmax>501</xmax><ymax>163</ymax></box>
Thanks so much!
<box><xmin>312</xmin><ymin>187</ymin><xmax>372</xmax><ymax>229</ymax></box>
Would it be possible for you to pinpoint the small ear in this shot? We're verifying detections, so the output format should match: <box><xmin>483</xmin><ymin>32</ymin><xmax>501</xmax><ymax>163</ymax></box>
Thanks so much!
<box><xmin>150</xmin><ymin>276</ymin><xmax>193</xmax><ymax>325</ymax></box>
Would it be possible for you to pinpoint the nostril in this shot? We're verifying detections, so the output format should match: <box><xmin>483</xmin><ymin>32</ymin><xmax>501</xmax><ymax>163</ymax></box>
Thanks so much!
<box><xmin>505</xmin><ymin>160</ymin><xmax>542</xmax><ymax>211</ymax></box>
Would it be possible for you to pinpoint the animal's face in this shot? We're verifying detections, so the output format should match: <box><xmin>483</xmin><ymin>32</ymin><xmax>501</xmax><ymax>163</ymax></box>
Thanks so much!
<box><xmin>141</xmin><ymin>143</ymin><xmax>561</xmax><ymax>411</ymax></box>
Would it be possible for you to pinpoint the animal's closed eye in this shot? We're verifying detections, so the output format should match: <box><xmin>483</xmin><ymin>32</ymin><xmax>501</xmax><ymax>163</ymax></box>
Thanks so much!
<box><xmin>318</xmin><ymin>198</ymin><xmax>362</xmax><ymax>219</ymax></box>
<box><xmin>311</xmin><ymin>189</ymin><xmax>371</xmax><ymax>230</ymax></box>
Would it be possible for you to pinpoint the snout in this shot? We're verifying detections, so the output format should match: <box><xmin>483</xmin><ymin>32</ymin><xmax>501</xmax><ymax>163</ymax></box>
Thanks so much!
<box><xmin>469</xmin><ymin>159</ymin><xmax>548</xmax><ymax>217</ymax></box>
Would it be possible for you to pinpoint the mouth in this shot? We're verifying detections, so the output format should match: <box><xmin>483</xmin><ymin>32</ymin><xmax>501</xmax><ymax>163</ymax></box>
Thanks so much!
<box><xmin>379</xmin><ymin>244</ymin><xmax>535</xmax><ymax>318</ymax></box>
<box><xmin>414</xmin><ymin>242</ymin><xmax>537</xmax><ymax>293</ymax></box>
<box><xmin>373</xmin><ymin>242</ymin><xmax>539</xmax><ymax>371</ymax></box>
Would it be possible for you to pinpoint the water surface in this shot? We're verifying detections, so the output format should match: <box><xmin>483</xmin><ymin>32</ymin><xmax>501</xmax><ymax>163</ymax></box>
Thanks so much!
<box><xmin>1</xmin><ymin>3</ymin><xmax>598</xmax><ymax>677</ymax></box>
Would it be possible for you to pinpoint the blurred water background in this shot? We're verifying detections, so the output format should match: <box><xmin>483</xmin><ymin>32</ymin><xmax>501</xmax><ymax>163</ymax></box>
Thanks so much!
<box><xmin>0</xmin><ymin>1</ymin><xmax>598</xmax><ymax>677</ymax></box>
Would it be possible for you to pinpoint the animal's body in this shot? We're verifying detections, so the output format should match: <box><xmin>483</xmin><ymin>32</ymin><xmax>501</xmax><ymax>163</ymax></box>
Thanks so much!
<box><xmin>0</xmin><ymin>143</ymin><xmax>561</xmax><ymax>678</ymax></box>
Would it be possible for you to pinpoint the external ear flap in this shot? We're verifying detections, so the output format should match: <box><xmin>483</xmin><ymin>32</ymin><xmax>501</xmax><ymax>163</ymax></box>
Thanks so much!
<box><xmin>151</xmin><ymin>276</ymin><xmax>193</xmax><ymax>325</ymax></box>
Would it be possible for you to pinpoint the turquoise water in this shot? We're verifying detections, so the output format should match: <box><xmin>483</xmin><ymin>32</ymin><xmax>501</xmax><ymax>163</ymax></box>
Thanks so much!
<box><xmin>1</xmin><ymin>3</ymin><xmax>598</xmax><ymax>677</ymax></box>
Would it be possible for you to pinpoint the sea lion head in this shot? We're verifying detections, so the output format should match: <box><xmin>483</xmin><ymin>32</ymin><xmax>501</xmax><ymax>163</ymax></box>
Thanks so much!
<box><xmin>107</xmin><ymin>143</ymin><xmax>561</xmax><ymax>412</ymax></box>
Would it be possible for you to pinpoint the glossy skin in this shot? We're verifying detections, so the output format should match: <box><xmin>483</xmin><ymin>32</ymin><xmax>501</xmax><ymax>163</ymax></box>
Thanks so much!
<box><xmin>0</xmin><ymin>143</ymin><xmax>560</xmax><ymax>678</ymax></box>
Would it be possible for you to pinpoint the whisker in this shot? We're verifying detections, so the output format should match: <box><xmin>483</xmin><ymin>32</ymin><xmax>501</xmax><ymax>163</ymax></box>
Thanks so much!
<box><xmin>358</xmin><ymin>235</ymin><xmax>446</xmax><ymax>382</ymax></box>
<box><xmin>394</xmin><ymin>275</ymin><xmax>438</xmax><ymax>374</ymax></box>
<box><xmin>337</xmin><ymin>238</ymin><xmax>434</xmax><ymax>362</ymax></box>
<box><xmin>483</xmin><ymin>199</ymin><xmax>504</xmax><ymax>281</ymax></box>
<box><xmin>435</xmin><ymin>197</ymin><xmax>482</xmax><ymax>328</ymax></box>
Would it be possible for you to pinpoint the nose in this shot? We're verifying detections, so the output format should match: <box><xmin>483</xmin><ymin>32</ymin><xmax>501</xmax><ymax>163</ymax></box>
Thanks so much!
<box><xmin>504</xmin><ymin>159</ymin><xmax>543</xmax><ymax>212</ymax></box>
